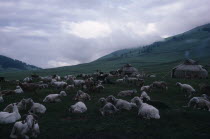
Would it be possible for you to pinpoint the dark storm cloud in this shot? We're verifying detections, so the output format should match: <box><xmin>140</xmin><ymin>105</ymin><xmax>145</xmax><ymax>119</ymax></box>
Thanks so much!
<box><xmin>0</xmin><ymin>0</ymin><xmax>210</xmax><ymax>68</ymax></box>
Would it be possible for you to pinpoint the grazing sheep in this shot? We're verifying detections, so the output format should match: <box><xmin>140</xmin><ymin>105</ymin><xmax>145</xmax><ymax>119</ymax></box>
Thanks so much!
<box><xmin>19</xmin><ymin>83</ymin><xmax>40</xmax><ymax>94</ymax></box>
<box><xmin>140</xmin><ymin>91</ymin><xmax>151</xmax><ymax>101</ymax></box>
<box><xmin>106</xmin><ymin>95</ymin><xmax>136</xmax><ymax>111</ymax></box>
<box><xmin>0</xmin><ymin>104</ymin><xmax>21</xmax><ymax>124</ymax></box>
<box><xmin>141</xmin><ymin>85</ymin><xmax>152</xmax><ymax>92</ymax></box>
<box><xmin>74</xmin><ymin>90</ymin><xmax>91</xmax><ymax>101</ymax></box>
<box><xmin>152</xmin><ymin>81</ymin><xmax>168</xmax><ymax>90</ymax></box>
<box><xmin>69</xmin><ymin>101</ymin><xmax>87</xmax><ymax>113</ymax></box>
<box><xmin>187</xmin><ymin>96</ymin><xmax>210</xmax><ymax>111</ymax></box>
<box><xmin>29</xmin><ymin>99</ymin><xmax>46</xmax><ymax>114</ymax></box>
<box><xmin>117</xmin><ymin>90</ymin><xmax>137</xmax><ymax>97</ymax></box>
<box><xmin>43</xmin><ymin>91</ymin><xmax>67</xmax><ymax>103</ymax></box>
<box><xmin>131</xmin><ymin>97</ymin><xmax>160</xmax><ymax>119</ymax></box>
<box><xmin>10</xmin><ymin>113</ymin><xmax>40</xmax><ymax>139</ymax></box>
<box><xmin>98</xmin><ymin>98</ymin><xmax>119</xmax><ymax>116</ymax></box>
<box><xmin>176</xmin><ymin>82</ymin><xmax>196</xmax><ymax>98</ymax></box>
<box><xmin>14</xmin><ymin>86</ymin><xmax>24</xmax><ymax>94</ymax></box>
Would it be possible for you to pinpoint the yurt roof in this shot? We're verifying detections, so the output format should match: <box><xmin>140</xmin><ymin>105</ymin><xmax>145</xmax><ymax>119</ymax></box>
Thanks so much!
<box><xmin>173</xmin><ymin>59</ymin><xmax>207</xmax><ymax>72</ymax></box>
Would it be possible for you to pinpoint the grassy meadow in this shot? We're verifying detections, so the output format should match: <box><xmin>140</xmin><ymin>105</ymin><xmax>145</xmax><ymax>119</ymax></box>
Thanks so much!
<box><xmin>0</xmin><ymin>74</ymin><xmax>210</xmax><ymax>139</ymax></box>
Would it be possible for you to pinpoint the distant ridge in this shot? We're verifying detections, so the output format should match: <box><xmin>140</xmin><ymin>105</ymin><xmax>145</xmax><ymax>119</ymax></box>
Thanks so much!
<box><xmin>0</xmin><ymin>55</ymin><xmax>40</xmax><ymax>72</ymax></box>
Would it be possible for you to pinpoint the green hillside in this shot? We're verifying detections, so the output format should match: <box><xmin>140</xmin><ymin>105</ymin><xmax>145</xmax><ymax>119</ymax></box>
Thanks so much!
<box><xmin>0</xmin><ymin>55</ymin><xmax>40</xmax><ymax>72</ymax></box>
<box><xmin>0</xmin><ymin>23</ymin><xmax>210</xmax><ymax>79</ymax></box>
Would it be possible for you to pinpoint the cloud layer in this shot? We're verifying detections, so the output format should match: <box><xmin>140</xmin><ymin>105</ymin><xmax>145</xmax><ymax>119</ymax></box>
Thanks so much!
<box><xmin>0</xmin><ymin>0</ymin><xmax>210</xmax><ymax>68</ymax></box>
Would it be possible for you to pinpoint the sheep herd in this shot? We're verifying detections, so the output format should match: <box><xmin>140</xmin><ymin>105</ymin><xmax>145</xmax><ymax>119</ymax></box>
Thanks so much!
<box><xmin>0</xmin><ymin>72</ymin><xmax>210</xmax><ymax>138</ymax></box>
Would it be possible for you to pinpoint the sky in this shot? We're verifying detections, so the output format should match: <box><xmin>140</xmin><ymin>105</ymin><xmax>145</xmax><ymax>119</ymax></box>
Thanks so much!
<box><xmin>0</xmin><ymin>0</ymin><xmax>210</xmax><ymax>68</ymax></box>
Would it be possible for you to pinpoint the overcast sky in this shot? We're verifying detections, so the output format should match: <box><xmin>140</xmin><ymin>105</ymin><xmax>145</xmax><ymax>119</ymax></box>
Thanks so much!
<box><xmin>0</xmin><ymin>0</ymin><xmax>210</xmax><ymax>68</ymax></box>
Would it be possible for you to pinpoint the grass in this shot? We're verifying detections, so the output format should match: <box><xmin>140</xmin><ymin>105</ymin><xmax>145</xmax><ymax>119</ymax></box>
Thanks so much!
<box><xmin>1</xmin><ymin>75</ymin><xmax>210</xmax><ymax>139</ymax></box>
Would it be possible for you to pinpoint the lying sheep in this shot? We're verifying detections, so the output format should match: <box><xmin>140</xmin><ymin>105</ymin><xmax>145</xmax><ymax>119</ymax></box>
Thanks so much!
<box><xmin>98</xmin><ymin>97</ymin><xmax>119</xmax><ymax>116</ymax></box>
<box><xmin>14</xmin><ymin>86</ymin><xmax>24</xmax><ymax>94</ymax></box>
<box><xmin>29</xmin><ymin>99</ymin><xmax>46</xmax><ymax>114</ymax></box>
<box><xmin>39</xmin><ymin>84</ymin><xmax>48</xmax><ymax>89</ymax></box>
<box><xmin>131</xmin><ymin>96</ymin><xmax>160</xmax><ymax>119</ymax></box>
<box><xmin>10</xmin><ymin>113</ymin><xmax>40</xmax><ymax>139</ymax></box>
<box><xmin>176</xmin><ymin>82</ymin><xmax>196</xmax><ymax>98</ymax></box>
<box><xmin>23</xmin><ymin>77</ymin><xmax>32</xmax><ymax>83</ymax></box>
<box><xmin>0</xmin><ymin>104</ymin><xmax>21</xmax><ymax>124</ymax></box>
<box><xmin>152</xmin><ymin>81</ymin><xmax>168</xmax><ymax>90</ymax></box>
<box><xmin>140</xmin><ymin>91</ymin><xmax>151</xmax><ymax>101</ymax></box>
<box><xmin>43</xmin><ymin>91</ymin><xmax>67</xmax><ymax>103</ymax></box>
<box><xmin>51</xmin><ymin>81</ymin><xmax>67</xmax><ymax>89</ymax></box>
<box><xmin>66</xmin><ymin>85</ymin><xmax>75</xmax><ymax>90</ymax></box>
<box><xmin>74</xmin><ymin>90</ymin><xmax>91</xmax><ymax>101</ymax></box>
<box><xmin>106</xmin><ymin>95</ymin><xmax>136</xmax><ymax>111</ymax></box>
<box><xmin>187</xmin><ymin>96</ymin><xmax>210</xmax><ymax>111</ymax></box>
<box><xmin>69</xmin><ymin>101</ymin><xmax>87</xmax><ymax>113</ymax></box>
<box><xmin>116</xmin><ymin>78</ymin><xmax>124</xmax><ymax>83</ymax></box>
<box><xmin>117</xmin><ymin>90</ymin><xmax>137</xmax><ymax>97</ymax></box>
<box><xmin>4</xmin><ymin>98</ymin><xmax>33</xmax><ymax>113</ymax></box>
<box><xmin>141</xmin><ymin>85</ymin><xmax>152</xmax><ymax>92</ymax></box>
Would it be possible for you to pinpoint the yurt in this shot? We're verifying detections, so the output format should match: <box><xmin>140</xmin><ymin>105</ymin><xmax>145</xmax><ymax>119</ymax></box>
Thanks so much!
<box><xmin>119</xmin><ymin>64</ymin><xmax>139</xmax><ymax>76</ymax></box>
<box><xmin>171</xmin><ymin>59</ymin><xmax>208</xmax><ymax>79</ymax></box>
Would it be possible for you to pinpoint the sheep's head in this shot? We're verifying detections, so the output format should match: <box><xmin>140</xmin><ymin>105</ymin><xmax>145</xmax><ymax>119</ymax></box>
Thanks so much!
<box><xmin>106</xmin><ymin>95</ymin><xmax>116</xmax><ymax>103</ymax></box>
<box><xmin>12</xmin><ymin>103</ymin><xmax>19</xmax><ymax>112</ymax></box>
<box><xmin>98</xmin><ymin>98</ymin><xmax>107</xmax><ymax>106</ymax></box>
<box><xmin>60</xmin><ymin>91</ymin><xmax>67</xmax><ymax>96</ymax></box>
<box><xmin>23</xmin><ymin>113</ymin><xmax>38</xmax><ymax>129</ymax></box>
<box><xmin>176</xmin><ymin>82</ymin><xmax>181</xmax><ymax>86</ymax></box>
<box><xmin>131</xmin><ymin>96</ymin><xmax>142</xmax><ymax>107</ymax></box>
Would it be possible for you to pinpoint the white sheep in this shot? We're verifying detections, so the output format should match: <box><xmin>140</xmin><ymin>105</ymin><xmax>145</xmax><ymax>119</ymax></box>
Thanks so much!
<box><xmin>0</xmin><ymin>94</ymin><xmax>4</xmax><ymax>103</ymax></box>
<box><xmin>0</xmin><ymin>104</ymin><xmax>21</xmax><ymax>124</ymax></box>
<box><xmin>141</xmin><ymin>85</ymin><xmax>152</xmax><ymax>92</ymax></box>
<box><xmin>106</xmin><ymin>95</ymin><xmax>136</xmax><ymax>111</ymax></box>
<box><xmin>10</xmin><ymin>114</ymin><xmax>40</xmax><ymax>139</ymax></box>
<box><xmin>116</xmin><ymin>78</ymin><xmax>124</xmax><ymax>83</ymax></box>
<box><xmin>51</xmin><ymin>81</ymin><xmax>67</xmax><ymax>89</ymax></box>
<box><xmin>187</xmin><ymin>97</ymin><xmax>210</xmax><ymax>111</ymax></box>
<box><xmin>140</xmin><ymin>91</ymin><xmax>151</xmax><ymax>101</ymax></box>
<box><xmin>4</xmin><ymin>98</ymin><xmax>32</xmax><ymax>112</ymax></box>
<box><xmin>176</xmin><ymin>82</ymin><xmax>196</xmax><ymax>98</ymax></box>
<box><xmin>74</xmin><ymin>90</ymin><xmax>91</xmax><ymax>101</ymax></box>
<box><xmin>98</xmin><ymin>98</ymin><xmax>119</xmax><ymax>116</ymax></box>
<box><xmin>117</xmin><ymin>90</ymin><xmax>137</xmax><ymax>97</ymax></box>
<box><xmin>131</xmin><ymin>96</ymin><xmax>160</xmax><ymax>119</ymax></box>
<box><xmin>29</xmin><ymin>99</ymin><xmax>46</xmax><ymax>114</ymax></box>
<box><xmin>66</xmin><ymin>85</ymin><xmax>75</xmax><ymax>90</ymax></box>
<box><xmin>69</xmin><ymin>101</ymin><xmax>87</xmax><ymax>113</ymax></box>
<box><xmin>23</xmin><ymin>77</ymin><xmax>32</xmax><ymax>82</ymax></box>
<box><xmin>14</xmin><ymin>86</ymin><xmax>24</xmax><ymax>94</ymax></box>
<box><xmin>43</xmin><ymin>91</ymin><xmax>67</xmax><ymax>103</ymax></box>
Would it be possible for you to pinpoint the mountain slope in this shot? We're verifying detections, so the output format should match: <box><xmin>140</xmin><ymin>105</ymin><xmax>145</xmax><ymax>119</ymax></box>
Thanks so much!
<box><xmin>0</xmin><ymin>55</ymin><xmax>40</xmax><ymax>72</ymax></box>
<box><xmin>0</xmin><ymin>23</ymin><xmax>210</xmax><ymax>79</ymax></box>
